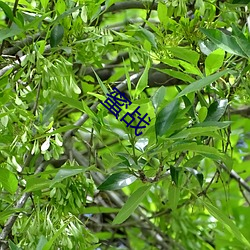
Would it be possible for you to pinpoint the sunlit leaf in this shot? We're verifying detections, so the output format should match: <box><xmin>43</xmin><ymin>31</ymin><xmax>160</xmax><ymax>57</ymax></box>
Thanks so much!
<box><xmin>200</xmin><ymin>28</ymin><xmax>247</xmax><ymax>58</ymax></box>
<box><xmin>134</xmin><ymin>59</ymin><xmax>151</xmax><ymax>98</ymax></box>
<box><xmin>24</xmin><ymin>177</ymin><xmax>51</xmax><ymax>192</ymax></box>
<box><xmin>0</xmin><ymin>168</ymin><xmax>18</xmax><ymax>194</ymax></box>
<box><xmin>168</xmin><ymin>47</ymin><xmax>200</xmax><ymax>65</ymax></box>
<box><xmin>168</xmin><ymin>182</ymin><xmax>180</xmax><ymax>210</ymax></box>
<box><xmin>205</xmin><ymin>49</ymin><xmax>225</xmax><ymax>75</ymax></box>
<box><xmin>51</xmin><ymin>166</ymin><xmax>86</xmax><ymax>186</ymax></box>
<box><xmin>0</xmin><ymin>1</ymin><xmax>14</xmax><ymax>21</ymax></box>
<box><xmin>98</xmin><ymin>172</ymin><xmax>137</xmax><ymax>190</ymax></box>
<box><xmin>177</xmin><ymin>70</ymin><xmax>231</xmax><ymax>97</ymax></box>
<box><xmin>151</xmin><ymin>86</ymin><xmax>166</xmax><ymax>111</ymax></box>
<box><xmin>205</xmin><ymin>99</ymin><xmax>228</xmax><ymax>122</ymax></box>
<box><xmin>113</xmin><ymin>185</ymin><xmax>151</xmax><ymax>224</ymax></box>
<box><xmin>42</xmin><ymin>223</ymin><xmax>69</xmax><ymax>250</ymax></box>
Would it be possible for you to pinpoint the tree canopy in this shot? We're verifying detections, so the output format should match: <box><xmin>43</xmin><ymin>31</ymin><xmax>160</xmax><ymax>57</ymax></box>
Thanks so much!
<box><xmin>1</xmin><ymin>0</ymin><xmax>250</xmax><ymax>249</ymax></box>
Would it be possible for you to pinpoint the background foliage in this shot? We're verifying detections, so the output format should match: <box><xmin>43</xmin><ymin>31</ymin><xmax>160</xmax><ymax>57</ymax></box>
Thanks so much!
<box><xmin>1</xmin><ymin>0</ymin><xmax>250</xmax><ymax>249</ymax></box>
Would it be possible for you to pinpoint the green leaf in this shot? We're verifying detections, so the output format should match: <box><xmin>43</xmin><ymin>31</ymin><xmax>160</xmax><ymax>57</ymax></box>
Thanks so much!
<box><xmin>98</xmin><ymin>172</ymin><xmax>137</xmax><ymax>191</ymax></box>
<box><xmin>185</xmin><ymin>167</ymin><xmax>204</xmax><ymax>187</ymax></box>
<box><xmin>168</xmin><ymin>47</ymin><xmax>200</xmax><ymax>65</ymax></box>
<box><xmin>42</xmin><ymin>223</ymin><xmax>69</xmax><ymax>250</ymax></box>
<box><xmin>134</xmin><ymin>59</ymin><xmax>151</xmax><ymax>98</ymax></box>
<box><xmin>155</xmin><ymin>99</ymin><xmax>179</xmax><ymax>137</ymax></box>
<box><xmin>179</xmin><ymin>61</ymin><xmax>203</xmax><ymax>76</ymax></box>
<box><xmin>50</xmin><ymin>24</ymin><xmax>64</xmax><ymax>47</ymax></box>
<box><xmin>112</xmin><ymin>185</ymin><xmax>151</xmax><ymax>224</ymax></box>
<box><xmin>53</xmin><ymin>92</ymin><xmax>84</xmax><ymax>112</ymax></box>
<box><xmin>234</xmin><ymin>36</ymin><xmax>250</xmax><ymax>58</ymax></box>
<box><xmin>93</xmin><ymin>70</ymin><xmax>109</xmax><ymax>96</ymax></box>
<box><xmin>198</xmin><ymin>106</ymin><xmax>208</xmax><ymax>122</ymax></box>
<box><xmin>36</xmin><ymin>235</ymin><xmax>48</xmax><ymax>250</ymax></box>
<box><xmin>193</xmin><ymin>121</ymin><xmax>231</xmax><ymax>129</ymax></box>
<box><xmin>138</xmin><ymin>27</ymin><xmax>157</xmax><ymax>48</ymax></box>
<box><xmin>205</xmin><ymin>99</ymin><xmax>228</xmax><ymax>122</ymax></box>
<box><xmin>151</xmin><ymin>86</ymin><xmax>166</xmax><ymax>111</ymax></box>
<box><xmin>156</xmin><ymin>68</ymin><xmax>195</xmax><ymax>83</ymax></box>
<box><xmin>51</xmin><ymin>166</ymin><xmax>86</xmax><ymax>186</ymax></box>
<box><xmin>0</xmin><ymin>168</ymin><xmax>18</xmax><ymax>194</ymax></box>
<box><xmin>157</xmin><ymin>1</ymin><xmax>168</xmax><ymax>24</ymax></box>
<box><xmin>170</xmin><ymin>166</ymin><xmax>180</xmax><ymax>186</ymax></box>
<box><xmin>40</xmin><ymin>0</ymin><xmax>49</xmax><ymax>9</ymax></box>
<box><xmin>203</xmin><ymin>201</ymin><xmax>250</xmax><ymax>248</ymax></box>
<box><xmin>170</xmin><ymin>143</ymin><xmax>229</xmax><ymax>165</ymax></box>
<box><xmin>0</xmin><ymin>209</ymin><xmax>23</xmax><ymax>223</ymax></box>
<box><xmin>168</xmin><ymin>182</ymin><xmax>180</xmax><ymax>210</ymax></box>
<box><xmin>0</xmin><ymin>1</ymin><xmax>14</xmax><ymax>21</ymax></box>
<box><xmin>176</xmin><ymin>70</ymin><xmax>231</xmax><ymax>98</ymax></box>
<box><xmin>24</xmin><ymin>177</ymin><xmax>51</xmax><ymax>192</ymax></box>
<box><xmin>170</xmin><ymin>126</ymin><xmax>220</xmax><ymax>139</ymax></box>
<box><xmin>0</xmin><ymin>26</ymin><xmax>23</xmax><ymax>42</ymax></box>
<box><xmin>41</xmin><ymin>101</ymin><xmax>60</xmax><ymax>125</ymax></box>
<box><xmin>9</xmin><ymin>241</ymin><xmax>22</xmax><ymax>250</ymax></box>
<box><xmin>200</xmin><ymin>28</ymin><xmax>247</xmax><ymax>58</ymax></box>
<box><xmin>205</xmin><ymin>49</ymin><xmax>225</xmax><ymax>75</ymax></box>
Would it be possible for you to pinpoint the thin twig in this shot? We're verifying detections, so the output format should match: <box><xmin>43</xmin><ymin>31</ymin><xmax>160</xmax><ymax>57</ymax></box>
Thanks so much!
<box><xmin>141</xmin><ymin>0</ymin><xmax>156</xmax><ymax>28</ymax></box>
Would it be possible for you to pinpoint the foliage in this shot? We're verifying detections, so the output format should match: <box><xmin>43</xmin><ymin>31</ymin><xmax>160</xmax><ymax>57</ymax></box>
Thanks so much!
<box><xmin>1</xmin><ymin>0</ymin><xmax>250</xmax><ymax>249</ymax></box>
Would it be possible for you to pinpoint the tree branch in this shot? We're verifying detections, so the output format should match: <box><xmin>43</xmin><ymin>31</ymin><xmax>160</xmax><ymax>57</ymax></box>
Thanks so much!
<box><xmin>219</xmin><ymin>163</ymin><xmax>250</xmax><ymax>193</ymax></box>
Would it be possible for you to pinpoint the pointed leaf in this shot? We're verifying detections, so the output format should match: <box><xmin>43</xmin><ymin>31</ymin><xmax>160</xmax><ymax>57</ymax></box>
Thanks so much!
<box><xmin>42</xmin><ymin>223</ymin><xmax>69</xmax><ymax>250</ymax></box>
<box><xmin>0</xmin><ymin>168</ymin><xmax>18</xmax><ymax>194</ymax></box>
<box><xmin>155</xmin><ymin>99</ymin><xmax>179</xmax><ymax>137</ymax></box>
<box><xmin>205</xmin><ymin>99</ymin><xmax>228</xmax><ymax>122</ymax></box>
<box><xmin>51</xmin><ymin>166</ymin><xmax>86</xmax><ymax>186</ymax></box>
<box><xmin>168</xmin><ymin>47</ymin><xmax>200</xmax><ymax>65</ymax></box>
<box><xmin>177</xmin><ymin>70</ymin><xmax>231</xmax><ymax>98</ymax></box>
<box><xmin>185</xmin><ymin>167</ymin><xmax>204</xmax><ymax>187</ymax></box>
<box><xmin>93</xmin><ymin>70</ymin><xmax>109</xmax><ymax>96</ymax></box>
<box><xmin>134</xmin><ymin>59</ymin><xmax>151</xmax><ymax>98</ymax></box>
<box><xmin>50</xmin><ymin>24</ymin><xmax>64</xmax><ymax>47</ymax></box>
<box><xmin>98</xmin><ymin>172</ymin><xmax>137</xmax><ymax>191</ymax></box>
<box><xmin>170</xmin><ymin>166</ymin><xmax>180</xmax><ymax>186</ymax></box>
<box><xmin>8</xmin><ymin>241</ymin><xmax>21</xmax><ymax>250</ymax></box>
<box><xmin>113</xmin><ymin>185</ymin><xmax>151</xmax><ymax>224</ymax></box>
<box><xmin>205</xmin><ymin>49</ymin><xmax>225</xmax><ymax>75</ymax></box>
<box><xmin>0</xmin><ymin>1</ymin><xmax>14</xmax><ymax>21</ymax></box>
<box><xmin>200</xmin><ymin>28</ymin><xmax>247</xmax><ymax>58</ymax></box>
<box><xmin>168</xmin><ymin>182</ymin><xmax>180</xmax><ymax>210</ymax></box>
<box><xmin>151</xmin><ymin>86</ymin><xmax>166</xmax><ymax>111</ymax></box>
